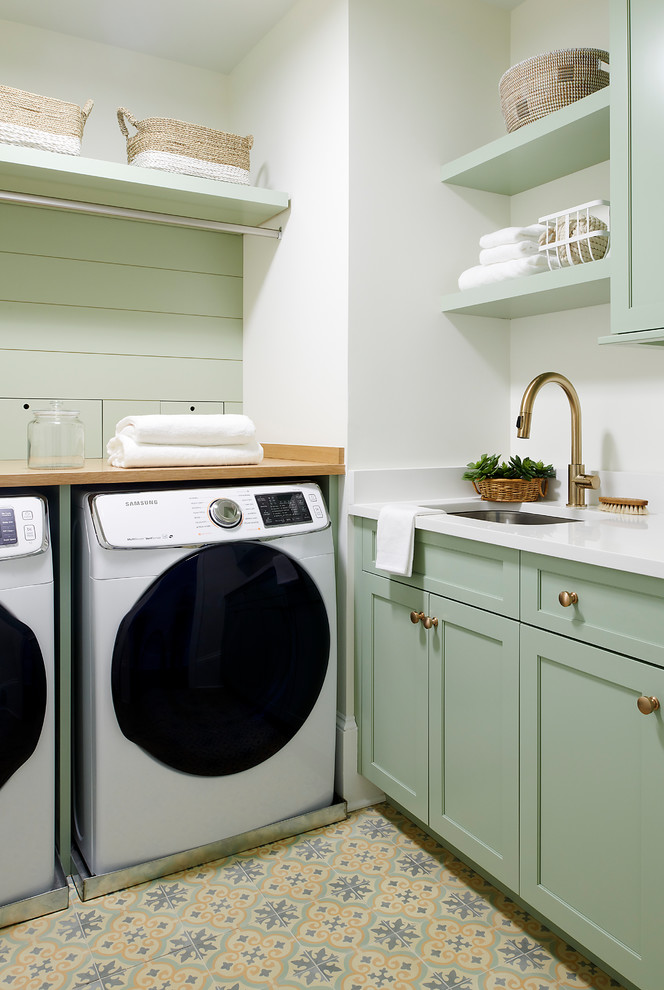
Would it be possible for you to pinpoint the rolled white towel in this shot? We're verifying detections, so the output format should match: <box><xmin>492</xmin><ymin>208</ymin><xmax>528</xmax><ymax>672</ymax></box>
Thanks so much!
<box><xmin>107</xmin><ymin>435</ymin><xmax>264</xmax><ymax>468</ymax></box>
<box><xmin>458</xmin><ymin>253</ymin><xmax>548</xmax><ymax>291</ymax></box>
<box><xmin>479</xmin><ymin>240</ymin><xmax>540</xmax><ymax>265</ymax></box>
<box><xmin>114</xmin><ymin>413</ymin><xmax>256</xmax><ymax>447</ymax></box>
<box><xmin>479</xmin><ymin>224</ymin><xmax>546</xmax><ymax>249</ymax></box>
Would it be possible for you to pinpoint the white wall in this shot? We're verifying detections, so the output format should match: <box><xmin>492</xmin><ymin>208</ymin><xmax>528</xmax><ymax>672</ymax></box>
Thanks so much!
<box><xmin>232</xmin><ymin>0</ymin><xmax>349</xmax><ymax>447</ymax></box>
<box><xmin>347</xmin><ymin>0</ymin><xmax>513</xmax><ymax>472</ymax></box>
<box><xmin>0</xmin><ymin>19</ymin><xmax>231</xmax><ymax>163</ymax></box>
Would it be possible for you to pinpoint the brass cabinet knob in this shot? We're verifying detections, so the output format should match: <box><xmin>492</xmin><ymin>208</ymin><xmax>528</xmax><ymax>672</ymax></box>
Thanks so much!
<box><xmin>410</xmin><ymin>611</ymin><xmax>425</xmax><ymax>624</ymax></box>
<box><xmin>637</xmin><ymin>695</ymin><xmax>660</xmax><ymax>715</ymax></box>
<box><xmin>558</xmin><ymin>590</ymin><xmax>578</xmax><ymax>608</ymax></box>
<box><xmin>422</xmin><ymin>615</ymin><xmax>439</xmax><ymax>629</ymax></box>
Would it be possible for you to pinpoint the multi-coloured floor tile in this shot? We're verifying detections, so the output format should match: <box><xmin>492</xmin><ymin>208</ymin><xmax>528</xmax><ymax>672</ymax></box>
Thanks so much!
<box><xmin>0</xmin><ymin>803</ymin><xmax>626</xmax><ymax>990</ymax></box>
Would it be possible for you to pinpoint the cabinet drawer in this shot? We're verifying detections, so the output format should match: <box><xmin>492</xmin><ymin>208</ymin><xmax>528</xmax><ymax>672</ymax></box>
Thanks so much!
<box><xmin>361</xmin><ymin>520</ymin><xmax>519</xmax><ymax>618</ymax></box>
<box><xmin>521</xmin><ymin>553</ymin><xmax>664</xmax><ymax>666</ymax></box>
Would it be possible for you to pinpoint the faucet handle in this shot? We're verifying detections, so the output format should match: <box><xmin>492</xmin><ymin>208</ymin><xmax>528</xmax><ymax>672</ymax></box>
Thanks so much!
<box><xmin>574</xmin><ymin>473</ymin><xmax>600</xmax><ymax>491</ymax></box>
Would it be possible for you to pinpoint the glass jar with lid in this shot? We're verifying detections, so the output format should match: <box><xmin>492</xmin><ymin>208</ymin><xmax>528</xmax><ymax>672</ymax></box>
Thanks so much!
<box><xmin>27</xmin><ymin>400</ymin><xmax>85</xmax><ymax>469</ymax></box>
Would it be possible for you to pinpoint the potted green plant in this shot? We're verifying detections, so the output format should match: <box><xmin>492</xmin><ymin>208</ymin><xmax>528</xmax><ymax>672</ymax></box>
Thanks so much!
<box><xmin>462</xmin><ymin>453</ymin><xmax>555</xmax><ymax>502</ymax></box>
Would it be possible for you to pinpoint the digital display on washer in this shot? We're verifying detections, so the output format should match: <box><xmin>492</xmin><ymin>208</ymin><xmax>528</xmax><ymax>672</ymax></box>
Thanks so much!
<box><xmin>0</xmin><ymin>508</ymin><xmax>18</xmax><ymax>545</ymax></box>
<box><xmin>255</xmin><ymin>491</ymin><xmax>313</xmax><ymax>527</ymax></box>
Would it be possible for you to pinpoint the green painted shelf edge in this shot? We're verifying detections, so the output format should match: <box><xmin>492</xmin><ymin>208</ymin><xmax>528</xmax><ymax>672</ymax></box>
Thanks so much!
<box><xmin>0</xmin><ymin>144</ymin><xmax>290</xmax><ymax>227</ymax></box>
<box><xmin>440</xmin><ymin>88</ymin><xmax>610</xmax><ymax>195</ymax></box>
<box><xmin>598</xmin><ymin>328</ymin><xmax>664</xmax><ymax>345</ymax></box>
<box><xmin>441</xmin><ymin>258</ymin><xmax>611</xmax><ymax>319</ymax></box>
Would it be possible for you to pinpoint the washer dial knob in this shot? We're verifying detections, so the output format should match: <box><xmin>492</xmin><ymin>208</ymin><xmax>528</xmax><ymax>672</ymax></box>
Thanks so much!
<box><xmin>209</xmin><ymin>498</ymin><xmax>242</xmax><ymax>529</ymax></box>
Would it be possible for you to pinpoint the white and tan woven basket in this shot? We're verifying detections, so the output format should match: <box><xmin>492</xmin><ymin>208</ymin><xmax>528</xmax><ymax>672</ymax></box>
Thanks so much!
<box><xmin>0</xmin><ymin>85</ymin><xmax>93</xmax><ymax>156</ymax></box>
<box><xmin>117</xmin><ymin>107</ymin><xmax>253</xmax><ymax>185</ymax></box>
<box><xmin>499</xmin><ymin>48</ymin><xmax>609</xmax><ymax>132</ymax></box>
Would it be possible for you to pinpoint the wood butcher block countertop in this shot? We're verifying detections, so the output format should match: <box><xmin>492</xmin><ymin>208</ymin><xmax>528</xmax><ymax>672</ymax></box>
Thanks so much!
<box><xmin>0</xmin><ymin>444</ymin><xmax>345</xmax><ymax>487</ymax></box>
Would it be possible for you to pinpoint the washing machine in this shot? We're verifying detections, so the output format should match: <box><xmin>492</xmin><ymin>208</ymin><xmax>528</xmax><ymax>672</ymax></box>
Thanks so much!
<box><xmin>0</xmin><ymin>494</ymin><xmax>56</xmax><ymax>907</ymax></box>
<box><xmin>73</xmin><ymin>482</ymin><xmax>337</xmax><ymax>876</ymax></box>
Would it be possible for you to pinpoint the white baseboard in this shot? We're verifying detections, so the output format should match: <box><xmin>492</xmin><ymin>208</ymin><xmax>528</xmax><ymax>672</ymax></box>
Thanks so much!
<box><xmin>335</xmin><ymin>713</ymin><xmax>384</xmax><ymax>812</ymax></box>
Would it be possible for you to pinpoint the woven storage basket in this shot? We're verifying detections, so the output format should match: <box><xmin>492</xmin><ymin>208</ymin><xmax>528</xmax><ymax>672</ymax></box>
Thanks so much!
<box><xmin>117</xmin><ymin>107</ymin><xmax>253</xmax><ymax>185</ymax></box>
<box><xmin>0</xmin><ymin>85</ymin><xmax>93</xmax><ymax>155</ymax></box>
<box><xmin>499</xmin><ymin>48</ymin><xmax>609</xmax><ymax>132</ymax></box>
<box><xmin>472</xmin><ymin>478</ymin><xmax>548</xmax><ymax>503</ymax></box>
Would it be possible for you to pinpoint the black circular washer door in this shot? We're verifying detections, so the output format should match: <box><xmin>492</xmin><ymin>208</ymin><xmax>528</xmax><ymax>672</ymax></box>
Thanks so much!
<box><xmin>0</xmin><ymin>604</ymin><xmax>47</xmax><ymax>790</ymax></box>
<box><xmin>111</xmin><ymin>542</ymin><xmax>330</xmax><ymax>776</ymax></box>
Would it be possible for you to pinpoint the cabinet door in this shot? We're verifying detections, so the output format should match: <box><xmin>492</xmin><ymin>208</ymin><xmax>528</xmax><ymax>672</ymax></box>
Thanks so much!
<box><xmin>521</xmin><ymin>625</ymin><xmax>664</xmax><ymax>988</ymax></box>
<box><xmin>358</xmin><ymin>573</ymin><xmax>429</xmax><ymax>821</ymax></box>
<box><xmin>610</xmin><ymin>0</ymin><xmax>664</xmax><ymax>335</ymax></box>
<box><xmin>429</xmin><ymin>596</ymin><xmax>520</xmax><ymax>889</ymax></box>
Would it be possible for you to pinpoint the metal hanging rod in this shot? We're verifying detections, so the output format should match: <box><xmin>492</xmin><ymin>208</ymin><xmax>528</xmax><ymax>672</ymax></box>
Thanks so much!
<box><xmin>0</xmin><ymin>189</ymin><xmax>282</xmax><ymax>238</ymax></box>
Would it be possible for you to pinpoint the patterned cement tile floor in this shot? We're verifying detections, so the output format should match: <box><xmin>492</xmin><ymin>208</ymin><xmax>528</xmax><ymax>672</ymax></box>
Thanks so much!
<box><xmin>0</xmin><ymin>802</ymin><xmax>625</xmax><ymax>990</ymax></box>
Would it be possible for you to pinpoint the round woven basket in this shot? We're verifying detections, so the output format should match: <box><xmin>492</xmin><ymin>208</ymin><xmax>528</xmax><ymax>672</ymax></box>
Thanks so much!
<box><xmin>472</xmin><ymin>478</ymin><xmax>548</xmax><ymax>503</ymax></box>
<box><xmin>499</xmin><ymin>48</ymin><xmax>609</xmax><ymax>133</ymax></box>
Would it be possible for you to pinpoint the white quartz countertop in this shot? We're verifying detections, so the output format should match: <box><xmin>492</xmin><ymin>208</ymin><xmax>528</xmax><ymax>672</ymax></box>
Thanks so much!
<box><xmin>350</xmin><ymin>495</ymin><xmax>664</xmax><ymax>581</ymax></box>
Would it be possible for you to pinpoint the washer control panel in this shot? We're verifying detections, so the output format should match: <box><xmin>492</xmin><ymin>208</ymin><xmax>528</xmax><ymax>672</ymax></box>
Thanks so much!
<box><xmin>0</xmin><ymin>496</ymin><xmax>48</xmax><ymax>559</ymax></box>
<box><xmin>90</xmin><ymin>483</ymin><xmax>329</xmax><ymax>549</ymax></box>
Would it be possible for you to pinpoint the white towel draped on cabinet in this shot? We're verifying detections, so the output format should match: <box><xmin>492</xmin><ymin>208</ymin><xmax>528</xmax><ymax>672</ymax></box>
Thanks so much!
<box><xmin>375</xmin><ymin>503</ymin><xmax>444</xmax><ymax>577</ymax></box>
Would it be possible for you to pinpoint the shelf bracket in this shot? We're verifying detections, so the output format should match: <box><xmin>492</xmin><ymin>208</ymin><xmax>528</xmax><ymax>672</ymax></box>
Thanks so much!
<box><xmin>0</xmin><ymin>189</ymin><xmax>282</xmax><ymax>238</ymax></box>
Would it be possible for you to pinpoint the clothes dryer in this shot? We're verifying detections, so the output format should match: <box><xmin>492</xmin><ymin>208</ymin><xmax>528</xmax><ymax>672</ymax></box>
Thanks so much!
<box><xmin>73</xmin><ymin>482</ymin><xmax>337</xmax><ymax>876</ymax></box>
<box><xmin>0</xmin><ymin>495</ymin><xmax>56</xmax><ymax>907</ymax></box>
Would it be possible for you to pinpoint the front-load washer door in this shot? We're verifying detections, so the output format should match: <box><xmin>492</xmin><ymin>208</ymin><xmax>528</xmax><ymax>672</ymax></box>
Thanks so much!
<box><xmin>0</xmin><ymin>604</ymin><xmax>47</xmax><ymax>789</ymax></box>
<box><xmin>111</xmin><ymin>542</ymin><xmax>330</xmax><ymax>776</ymax></box>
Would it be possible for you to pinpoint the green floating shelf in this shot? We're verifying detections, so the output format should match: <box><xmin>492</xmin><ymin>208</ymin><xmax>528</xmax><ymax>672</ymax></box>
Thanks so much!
<box><xmin>0</xmin><ymin>144</ymin><xmax>289</xmax><ymax>228</ymax></box>
<box><xmin>440</xmin><ymin>88</ymin><xmax>610</xmax><ymax>195</ymax></box>
<box><xmin>441</xmin><ymin>258</ymin><xmax>612</xmax><ymax>319</ymax></box>
<box><xmin>598</xmin><ymin>328</ymin><xmax>664</xmax><ymax>345</ymax></box>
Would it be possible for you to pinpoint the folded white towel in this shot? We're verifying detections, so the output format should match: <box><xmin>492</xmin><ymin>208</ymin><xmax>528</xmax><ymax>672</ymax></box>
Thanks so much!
<box><xmin>458</xmin><ymin>253</ymin><xmax>548</xmax><ymax>291</ymax></box>
<box><xmin>479</xmin><ymin>239</ymin><xmax>540</xmax><ymax>265</ymax></box>
<box><xmin>114</xmin><ymin>414</ymin><xmax>256</xmax><ymax>447</ymax></box>
<box><xmin>107</xmin><ymin>435</ymin><xmax>264</xmax><ymax>468</ymax></box>
<box><xmin>375</xmin><ymin>503</ymin><xmax>444</xmax><ymax>577</ymax></box>
<box><xmin>479</xmin><ymin>224</ymin><xmax>546</xmax><ymax>249</ymax></box>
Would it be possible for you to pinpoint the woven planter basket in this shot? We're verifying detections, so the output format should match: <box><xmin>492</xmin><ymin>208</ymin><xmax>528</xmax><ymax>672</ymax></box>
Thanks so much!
<box><xmin>499</xmin><ymin>48</ymin><xmax>609</xmax><ymax>133</ymax></box>
<box><xmin>117</xmin><ymin>107</ymin><xmax>253</xmax><ymax>185</ymax></box>
<box><xmin>472</xmin><ymin>477</ymin><xmax>548</xmax><ymax>503</ymax></box>
<box><xmin>0</xmin><ymin>85</ymin><xmax>93</xmax><ymax>156</ymax></box>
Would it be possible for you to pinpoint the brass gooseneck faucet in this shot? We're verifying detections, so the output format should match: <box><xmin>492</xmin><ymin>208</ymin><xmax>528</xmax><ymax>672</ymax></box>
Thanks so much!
<box><xmin>516</xmin><ymin>372</ymin><xmax>600</xmax><ymax>508</ymax></box>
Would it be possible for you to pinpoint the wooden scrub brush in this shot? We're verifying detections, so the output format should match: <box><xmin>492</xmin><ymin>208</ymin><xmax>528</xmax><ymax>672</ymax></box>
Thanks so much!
<box><xmin>598</xmin><ymin>496</ymin><xmax>649</xmax><ymax>515</ymax></box>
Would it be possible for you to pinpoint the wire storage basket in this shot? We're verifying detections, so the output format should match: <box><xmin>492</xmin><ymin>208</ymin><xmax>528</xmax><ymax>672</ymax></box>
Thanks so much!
<box><xmin>538</xmin><ymin>200</ymin><xmax>610</xmax><ymax>270</ymax></box>
<box><xmin>0</xmin><ymin>85</ymin><xmax>93</xmax><ymax>155</ymax></box>
<box><xmin>117</xmin><ymin>107</ymin><xmax>254</xmax><ymax>185</ymax></box>
<box><xmin>499</xmin><ymin>48</ymin><xmax>609</xmax><ymax>133</ymax></box>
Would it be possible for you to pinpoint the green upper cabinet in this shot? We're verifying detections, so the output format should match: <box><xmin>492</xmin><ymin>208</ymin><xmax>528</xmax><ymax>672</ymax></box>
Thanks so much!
<box><xmin>604</xmin><ymin>0</ymin><xmax>664</xmax><ymax>342</ymax></box>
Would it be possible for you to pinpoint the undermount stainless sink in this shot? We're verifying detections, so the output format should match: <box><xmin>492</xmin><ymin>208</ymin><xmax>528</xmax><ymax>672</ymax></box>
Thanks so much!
<box><xmin>447</xmin><ymin>508</ymin><xmax>580</xmax><ymax>526</ymax></box>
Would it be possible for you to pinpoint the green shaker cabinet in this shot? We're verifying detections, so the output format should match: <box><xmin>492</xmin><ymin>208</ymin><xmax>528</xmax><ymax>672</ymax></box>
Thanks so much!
<box><xmin>609</xmin><ymin>0</ymin><xmax>664</xmax><ymax>340</ymax></box>
<box><xmin>357</xmin><ymin>522</ymin><xmax>520</xmax><ymax>889</ymax></box>
<box><xmin>355</xmin><ymin>517</ymin><xmax>664</xmax><ymax>989</ymax></box>
<box><xmin>359</xmin><ymin>575</ymin><xmax>430</xmax><ymax>821</ymax></box>
<box><xmin>520</xmin><ymin>625</ymin><xmax>664</xmax><ymax>990</ymax></box>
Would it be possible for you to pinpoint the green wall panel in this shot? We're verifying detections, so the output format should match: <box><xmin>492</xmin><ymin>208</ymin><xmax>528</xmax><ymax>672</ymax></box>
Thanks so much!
<box><xmin>0</xmin><ymin>254</ymin><xmax>242</xmax><ymax>318</ymax></box>
<box><xmin>0</xmin><ymin>304</ymin><xmax>242</xmax><ymax>361</ymax></box>
<box><xmin>1</xmin><ymin>203</ymin><xmax>243</xmax><ymax>276</ymax></box>
<box><xmin>0</xmin><ymin>350</ymin><xmax>241</xmax><ymax>403</ymax></box>
<box><xmin>0</xmin><ymin>201</ymin><xmax>245</xmax><ymax>459</ymax></box>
